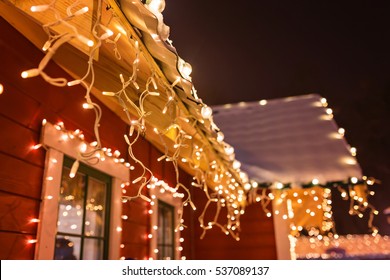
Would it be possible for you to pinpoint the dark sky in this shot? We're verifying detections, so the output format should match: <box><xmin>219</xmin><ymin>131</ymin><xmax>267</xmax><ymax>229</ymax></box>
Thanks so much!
<box><xmin>163</xmin><ymin>1</ymin><xmax>390</xmax><ymax>234</ymax></box>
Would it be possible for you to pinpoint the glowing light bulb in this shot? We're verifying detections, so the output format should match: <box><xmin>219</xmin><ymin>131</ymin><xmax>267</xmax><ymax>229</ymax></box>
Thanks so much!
<box><xmin>100</xmin><ymin>28</ymin><xmax>114</xmax><ymax>40</ymax></box>
<box><xmin>259</xmin><ymin>99</ymin><xmax>267</xmax><ymax>106</ymax></box>
<box><xmin>181</xmin><ymin>62</ymin><xmax>192</xmax><ymax>78</ymax></box>
<box><xmin>216</xmin><ymin>131</ymin><xmax>224</xmax><ymax>142</ymax></box>
<box><xmin>21</xmin><ymin>69</ymin><xmax>40</xmax><ymax>78</ymax></box>
<box><xmin>148</xmin><ymin>0</ymin><xmax>166</xmax><ymax>13</ymax></box>
<box><xmin>0</xmin><ymin>83</ymin><xmax>6</xmax><ymax>94</ymax></box>
<box><xmin>90</xmin><ymin>141</ymin><xmax>98</xmax><ymax>147</ymax></box>
<box><xmin>100</xmin><ymin>91</ymin><xmax>116</xmax><ymax>97</ymax></box>
<box><xmin>312</xmin><ymin>178</ymin><xmax>319</xmax><ymax>185</ymax></box>
<box><xmin>79</xmin><ymin>143</ymin><xmax>87</xmax><ymax>153</ymax></box>
<box><xmin>350</xmin><ymin>177</ymin><xmax>358</xmax><ymax>184</ymax></box>
<box><xmin>74</xmin><ymin>6</ymin><xmax>89</xmax><ymax>16</ymax></box>
<box><xmin>338</xmin><ymin>128</ymin><xmax>345</xmax><ymax>136</ymax></box>
<box><xmin>32</xmin><ymin>144</ymin><xmax>42</xmax><ymax>150</ymax></box>
<box><xmin>69</xmin><ymin>160</ymin><xmax>79</xmax><ymax>178</ymax></box>
<box><xmin>114</xmin><ymin>33</ymin><xmax>122</xmax><ymax>42</ymax></box>
<box><xmin>83</xmin><ymin>103</ymin><xmax>93</xmax><ymax>109</ymax></box>
<box><xmin>201</xmin><ymin>105</ymin><xmax>212</xmax><ymax>119</ymax></box>
<box><xmin>77</xmin><ymin>35</ymin><xmax>94</xmax><ymax>47</ymax></box>
<box><xmin>232</xmin><ymin>160</ymin><xmax>241</xmax><ymax>170</ymax></box>
<box><xmin>67</xmin><ymin>80</ymin><xmax>81</xmax><ymax>86</ymax></box>
<box><xmin>224</xmin><ymin>144</ymin><xmax>234</xmax><ymax>156</ymax></box>
<box><xmin>367</xmin><ymin>180</ymin><xmax>374</xmax><ymax>186</ymax></box>
<box><xmin>31</xmin><ymin>5</ymin><xmax>49</xmax><ymax>12</ymax></box>
<box><xmin>350</xmin><ymin>147</ymin><xmax>357</xmax><ymax>156</ymax></box>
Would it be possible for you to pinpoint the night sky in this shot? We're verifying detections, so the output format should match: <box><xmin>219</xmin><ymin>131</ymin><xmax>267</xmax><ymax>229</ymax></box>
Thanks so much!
<box><xmin>163</xmin><ymin>1</ymin><xmax>390</xmax><ymax>234</ymax></box>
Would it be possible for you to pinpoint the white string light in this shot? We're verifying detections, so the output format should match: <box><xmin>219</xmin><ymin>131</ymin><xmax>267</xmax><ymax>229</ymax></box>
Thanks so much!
<box><xmin>21</xmin><ymin>0</ymin><xmax>377</xmax><ymax>246</ymax></box>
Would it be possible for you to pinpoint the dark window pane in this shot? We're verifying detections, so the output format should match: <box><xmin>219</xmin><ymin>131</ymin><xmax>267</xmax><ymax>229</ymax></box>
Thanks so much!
<box><xmin>157</xmin><ymin>200</ymin><xmax>175</xmax><ymax>260</ymax></box>
<box><xmin>54</xmin><ymin>235</ymin><xmax>80</xmax><ymax>260</ymax></box>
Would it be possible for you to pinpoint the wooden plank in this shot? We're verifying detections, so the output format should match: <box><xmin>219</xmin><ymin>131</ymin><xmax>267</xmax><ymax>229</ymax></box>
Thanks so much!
<box><xmin>121</xmin><ymin>199</ymin><xmax>149</xmax><ymax>225</ymax></box>
<box><xmin>149</xmin><ymin>145</ymin><xmax>164</xmax><ymax>179</ymax></box>
<box><xmin>121</xmin><ymin>222</ymin><xmax>148</xmax><ymax>245</ymax></box>
<box><xmin>163</xmin><ymin>159</ymin><xmax>177</xmax><ymax>188</ymax></box>
<box><xmin>0</xmin><ymin>192</ymin><xmax>40</xmax><ymax>234</ymax></box>
<box><xmin>0</xmin><ymin>231</ymin><xmax>36</xmax><ymax>260</ymax></box>
<box><xmin>0</xmin><ymin>153</ymin><xmax>43</xmax><ymax>199</ymax></box>
<box><xmin>0</xmin><ymin>116</ymin><xmax>45</xmax><ymax>167</ymax></box>
<box><xmin>0</xmin><ymin>80</ymin><xmax>42</xmax><ymax>129</ymax></box>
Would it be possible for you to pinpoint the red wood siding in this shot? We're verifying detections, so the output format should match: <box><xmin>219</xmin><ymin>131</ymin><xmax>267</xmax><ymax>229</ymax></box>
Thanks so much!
<box><xmin>182</xmin><ymin>187</ymin><xmax>277</xmax><ymax>259</ymax></box>
<box><xmin>0</xmin><ymin>232</ymin><xmax>36</xmax><ymax>260</ymax></box>
<box><xmin>0</xmin><ymin>17</ymin><xmax>148</xmax><ymax>260</ymax></box>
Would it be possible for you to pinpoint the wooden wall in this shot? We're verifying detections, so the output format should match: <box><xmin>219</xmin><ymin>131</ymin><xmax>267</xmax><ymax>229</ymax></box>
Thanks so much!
<box><xmin>182</xmin><ymin>187</ymin><xmax>277</xmax><ymax>260</ymax></box>
<box><xmin>0</xmin><ymin>17</ymin><xmax>190</xmax><ymax>260</ymax></box>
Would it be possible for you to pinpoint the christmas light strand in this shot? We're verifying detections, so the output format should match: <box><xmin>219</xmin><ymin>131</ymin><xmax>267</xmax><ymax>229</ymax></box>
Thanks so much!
<box><xmin>247</xmin><ymin>177</ymin><xmax>379</xmax><ymax>237</ymax></box>
<box><xmin>19</xmin><ymin>0</ymin><xmax>248</xmax><ymax>242</ymax></box>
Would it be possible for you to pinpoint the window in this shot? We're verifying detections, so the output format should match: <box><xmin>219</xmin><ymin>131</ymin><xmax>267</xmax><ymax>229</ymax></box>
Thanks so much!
<box><xmin>157</xmin><ymin>200</ymin><xmax>174</xmax><ymax>260</ymax></box>
<box><xmin>35</xmin><ymin>122</ymin><xmax>128</xmax><ymax>260</ymax></box>
<box><xmin>54</xmin><ymin>157</ymin><xmax>111</xmax><ymax>260</ymax></box>
<box><xmin>148</xmin><ymin>178</ymin><xmax>182</xmax><ymax>260</ymax></box>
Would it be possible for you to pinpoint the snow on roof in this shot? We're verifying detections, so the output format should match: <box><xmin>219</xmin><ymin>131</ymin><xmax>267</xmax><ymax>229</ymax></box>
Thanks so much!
<box><xmin>212</xmin><ymin>94</ymin><xmax>362</xmax><ymax>184</ymax></box>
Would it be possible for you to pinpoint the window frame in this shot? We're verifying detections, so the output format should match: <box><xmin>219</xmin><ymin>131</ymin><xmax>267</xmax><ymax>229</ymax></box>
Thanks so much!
<box><xmin>35</xmin><ymin>122</ymin><xmax>128</xmax><ymax>260</ymax></box>
<box><xmin>149</xmin><ymin>180</ymin><xmax>182</xmax><ymax>260</ymax></box>
<box><xmin>54</xmin><ymin>156</ymin><xmax>112</xmax><ymax>260</ymax></box>
<box><xmin>157</xmin><ymin>199</ymin><xmax>175</xmax><ymax>260</ymax></box>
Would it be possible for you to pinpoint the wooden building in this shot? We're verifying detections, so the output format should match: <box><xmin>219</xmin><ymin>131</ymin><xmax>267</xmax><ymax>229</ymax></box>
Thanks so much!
<box><xmin>1</xmin><ymin>0</ymin><xmax>382</xmax><ymax>261</ymax></box>
<box><xmin>0</xmin><ymin>0</ymin><xmax>276</xmax><ymax>260</ymax></box>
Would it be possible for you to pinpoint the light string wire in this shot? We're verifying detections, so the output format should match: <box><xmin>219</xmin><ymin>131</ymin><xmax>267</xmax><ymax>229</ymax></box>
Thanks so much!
<box><xmin>247</xmin><ymin>177</ymin><xmax>379</xmax><ymax>237</ymax></box>
<box><xmin>22</xmin><ymin>0</ymin><xmax>248</xmax><ymax>240</ymax></box>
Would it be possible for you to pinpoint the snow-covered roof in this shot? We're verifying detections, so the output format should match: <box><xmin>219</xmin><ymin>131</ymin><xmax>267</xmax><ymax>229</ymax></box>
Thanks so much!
<box><xmin>212</xmin><ymin>94</ymin><xmax>362</xmax><ymax>184</ymax></box>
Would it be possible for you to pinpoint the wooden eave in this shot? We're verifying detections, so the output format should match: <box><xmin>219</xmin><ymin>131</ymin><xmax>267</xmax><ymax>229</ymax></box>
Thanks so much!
<box><xmin>0</xmin><ymin>0</ymin><xmax>242</xmax><ymax>189</ymax></box>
